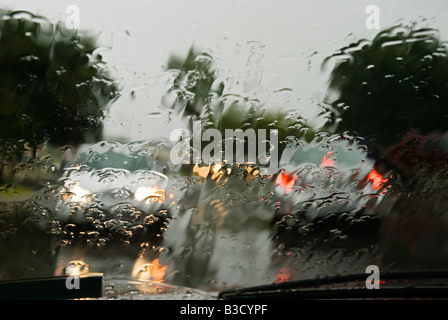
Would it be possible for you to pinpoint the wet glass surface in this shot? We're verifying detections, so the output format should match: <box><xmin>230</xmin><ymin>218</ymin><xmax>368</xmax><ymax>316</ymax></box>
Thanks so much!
<box><xmin>1</xmin><ymin>0</ymin><xmax>448</xmax><ymax>297</ymax></box>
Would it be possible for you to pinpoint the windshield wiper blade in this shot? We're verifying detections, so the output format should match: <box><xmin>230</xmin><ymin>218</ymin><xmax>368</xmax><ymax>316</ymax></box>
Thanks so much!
<box><xmin>218</xmin><ymin>270</ymin><xmax>448</xmax><ymax>300</ymax></box>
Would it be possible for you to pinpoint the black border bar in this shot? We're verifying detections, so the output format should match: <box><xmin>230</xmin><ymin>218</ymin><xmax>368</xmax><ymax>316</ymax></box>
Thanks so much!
<box><xmin>0</xmin><ymin>274</ymin><xmax>103</xmax><ymax>300</ymax></box>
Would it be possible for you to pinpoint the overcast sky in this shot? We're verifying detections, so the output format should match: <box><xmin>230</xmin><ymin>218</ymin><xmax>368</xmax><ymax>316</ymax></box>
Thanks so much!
<box><xmin>2</xmin><ymin>0</ymin><xmax>448</xmax><ymax>141</ymax></box>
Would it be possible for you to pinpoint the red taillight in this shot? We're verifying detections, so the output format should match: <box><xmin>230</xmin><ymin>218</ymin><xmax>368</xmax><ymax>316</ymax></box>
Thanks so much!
<box><xmin>275</xmin><ymin>171</ymin><xmax>296</xmax><ymax>193</ymax></box>
<box><xmin>320</xmin><ymin>151</ymin><xmax>335</xmax><ymax>167</ymax></box>
<box><xmin>367</xmin><ymin>169</ymin><xmax>387</xmax><ymax>190</ymax></box>
<box><xmin>275</xmin><ymin>267</ymin><xmax>291</xmax><ymax>283</ymax></box>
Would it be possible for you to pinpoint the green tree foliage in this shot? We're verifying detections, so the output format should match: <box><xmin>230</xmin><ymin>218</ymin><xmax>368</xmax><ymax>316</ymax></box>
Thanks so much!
<box><xmin>163</xmin><ymin>47</ymin><xmax>223</xmax><ymax>119</ymax></box>
<box><xmin>0</xmin><ymin>10</ymin><xmax>119</xmax><ymax>158</ymax></box>
<box><xmin>163</xmin><ymin>47</ymin><xmax>314</xmax><ymax>162</ymax></box>
<box><xmin>322</xmin><ymin>25</ymin><xmax>448</xmax><ymax>148</ymax></box>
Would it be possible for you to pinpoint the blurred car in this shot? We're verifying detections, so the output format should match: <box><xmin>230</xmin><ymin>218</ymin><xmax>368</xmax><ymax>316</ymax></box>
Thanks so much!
<box><xmin>31</xmin><ymin>140</ymin><xmax>185</xmax><ymax>251</ymax></box>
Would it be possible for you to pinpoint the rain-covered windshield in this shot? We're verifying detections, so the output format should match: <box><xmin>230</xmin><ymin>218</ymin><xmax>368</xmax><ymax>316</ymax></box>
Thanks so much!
<box><xmin>1</xmin><ymin>0</ymin><xmax>448</xmax><ymax>299</ymax></box>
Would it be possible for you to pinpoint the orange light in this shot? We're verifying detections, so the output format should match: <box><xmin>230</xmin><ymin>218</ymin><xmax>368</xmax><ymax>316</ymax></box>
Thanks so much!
<box><xmin>211</xmin><ymin>163</ymin><xmax>223</xmax><ymax>175</ymax></box>
<box><xmin>150</xmin><ymin>258</ymin><xmax>167</xmax><ymax>282</ymax></box>
<box><xmin>320</xmin><ymin>151</ymin><xmax>335</xmax><ymax>167</ymax></box>
<box><xmin>367</xmin><ymin>169</ymin><xmax>387</xmax><ymax>190</ymax></box>
<box><xmin>132</xmin><ymin>257</ymin><xmax>167</xmax><ymax>282</ymax></box>
<box><xmin>275</xmin><ymin>171</ymin><xmax>296</xmax><ymax>193</ymax></box>
<box><xmin>193</xmin><ymin>163</ymin><xmax>211</xmax><ymax>178</ymax></box>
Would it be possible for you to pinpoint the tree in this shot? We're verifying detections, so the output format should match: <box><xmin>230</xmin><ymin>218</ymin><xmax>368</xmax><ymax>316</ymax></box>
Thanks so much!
<box><xmin>162</xmin><ymin>47</ymin><xmax>224</xmax><ymax>120</ymax></box>
<box><xmin>322</xmin><ymin>25</ymin><xmax>448</xmax><ymax>149</ymax></box>
<box><xmin>162</xmin><ymin>47</ymin><xmax>314</xmax><ymax>166</ymax></box>
<box><xmin>0</xmin><ymin>10</ymin><xmax>119</xmax><ymax>171</ymax></box>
